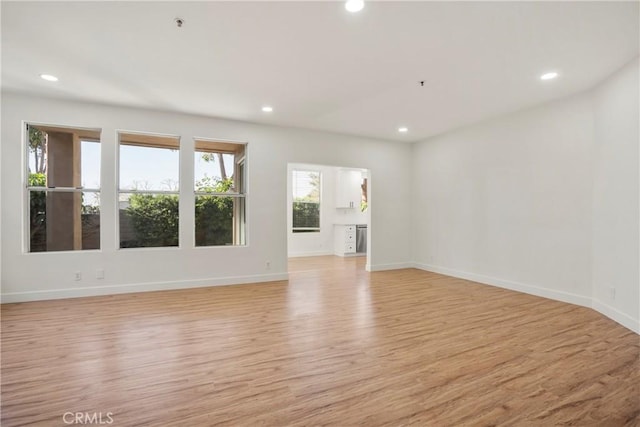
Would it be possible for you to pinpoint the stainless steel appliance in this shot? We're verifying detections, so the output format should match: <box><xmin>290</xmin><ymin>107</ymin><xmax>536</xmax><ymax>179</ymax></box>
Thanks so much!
<box><xmin>356</xmin><ymin>224</ymin><xmax>367</xmax><ymax>254</ymax></box>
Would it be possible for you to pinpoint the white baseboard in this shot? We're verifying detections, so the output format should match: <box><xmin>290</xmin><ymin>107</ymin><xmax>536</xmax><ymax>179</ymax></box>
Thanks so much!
<box><xmin>287</xmin><ymin>251</ymin><xmax>334</xmax><ymax>258</ymax></box>
<box><xmin>592</xmin><ymin>299</ymin><xmax>640</xmax><ymax>334</ymax></box>
<box><xmin>335</xmin><ymin>252</ymin><xmax>366</xmax><ymax>258</ymax></box>
<box><xmin>369</xmin><ymin>262</ymin><xmax>415</xmax><ymax>272</ymax></box>
<box><xmin>413</xmin><ymin>262</ymin><xmax>639</xmax><ymax>334</ymax></box>
<box><xmin>413</xmin><ymin>262</ymin><xmax>592</xmax><ymax>308</ymax></box>
<box><xmin>1</xmin><ymin>272</ymin><xmax>289</xmax><ymax>303</ymax></box>
<box><xmin>5</xmin><ymin>261</ymin><xmax>638</xmax><ymax>335</ymax></box>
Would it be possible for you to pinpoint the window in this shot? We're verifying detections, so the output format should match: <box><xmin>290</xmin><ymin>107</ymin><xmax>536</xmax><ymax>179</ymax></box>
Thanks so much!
<box><xmin>292</xmin><ymin>170</ymin><xmax>320</xmax><ymax>233</ymax></box>
<box><xmin>25</xmin><ymin>124</ymin><xmax>101</xmax><ymax>252</ymax></box>
<box><xmin>361</xmin><ymin>176</ymin><xmax>368</xmax><ymax>212</ymax></box>
<box><xmin>194</xmin><ymin>140</ymin><xmax>246</xmax><ymax>246</ymax></box>
<box><xmin>118</xmin><ymin>132</ymin><xmax>180</xmax><ymax>248</ymax></box>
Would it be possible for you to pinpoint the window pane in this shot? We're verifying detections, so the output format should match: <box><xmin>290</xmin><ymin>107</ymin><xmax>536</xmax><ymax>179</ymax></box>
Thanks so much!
<box><xmin>119</xmin><ymin>144</ymin><xmax>179</xmax><ymax>191</ymax></box>
<box><xmin>292</xmin><ymin>201</ymin><xmax>320</xmax><ymax>231</ymax></box>
<box><xmin>194</xmin><ymin>153</ymin><xmax>236</xmax><ymax>191</ymax></box>
<box><xmin>195</xmin><ymin>195</ymin><xmax>238</xmax><ymax>246</ymax></box>
<box><xmin>193</xmin><ymin>140</ymin><xmax>246</xmax><ymax>247</ymax></box>
<box><xmin>82</xmin><ymin>192</ymin><xmax>101</xmax><ymax>250</ymax></box>
<box><xmin>292</xmin><ymin>171</ymin><xmax>320</xmax><ymax>202</ymax></box>
<box><xmin>237</xmin><ymin>160</ymin><xmax>246</xmax><ymax>194</ymax></box>
<box><xmin>119</xmin><ymin>193</ymin><xmax>179</xmax><ymax>248</ymax></box>
<box><xmin>81</xmin><ymin>140</ymin><xmax>100</xmax><ymax>189</ymax></box>
<box><xmin>26</xmin><ymin>123</ymin><xmax>102</xmax><ymax>253</ymax></box>
<box><xmin>118</xmin><ymin>133</ymin><xmax>180</xmax><ymax>249</ymax></box>
<box><xmin>27</xmin><ymin>127</ymin><xmax>48</xmax><ymax>184</ymax></box>
<box><xmin>194</xmin><ymin>140</ymin><xmax>245</xmax><ymax>194</ymax></box>
<box><xmin>29</xmin><ymin>190</ymin><xmax>100</xmax><ymax>252</ymax></box>
<box><xmin>27</xmin><ymin>124</ymin><xmax>101</xmax><ymax>189</ymax></box>
<box><xmin>292</xmin><ymin>170</ymin><xmax>320</xmax><ymax>232</ymax></box>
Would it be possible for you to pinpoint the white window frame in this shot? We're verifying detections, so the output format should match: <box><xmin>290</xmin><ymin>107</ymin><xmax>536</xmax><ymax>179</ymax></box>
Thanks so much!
<box><xmin>291</xmin><ymin>169</ymin><xmax>322</xmax><ymax>233</ymax></box>
<box><xmin>23</xmin><ymin>122</ymin><xmax>102</xmax><ymax>253</ymax></box>
<box><xmin>116</xmin><ymin>130</ymin><xmax>181</xmax><ymax>250</ymax></box>
<box><xmin>193</xmin><ymin>138</ymin><xmax>248</xmax><ymax>247</ymax></box>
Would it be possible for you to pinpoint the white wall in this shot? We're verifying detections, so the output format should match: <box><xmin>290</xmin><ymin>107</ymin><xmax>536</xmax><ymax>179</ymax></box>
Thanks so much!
<box><xmin>412</xmin><ymin>60</ymin><xmax>640</xmax><ymax>333</ymax></box>
<box><xmin>333</xmin><ymin>206</ymin><xmax>369</xmax><ymax>227</ymax></box>
<box><xmin>4</xmin><ymin>68</ymin><xmax>636</xmax><ymax>333</ymax></box>
<box><xmin>1</xmin><ymin>92</ymin><xmax>413</xmax><ymax>302</ymax></box>
<box><xmin>0</xmin><ymin>91</ymin><xmax>2</xmax><ymax>290</ymax></box>
<box><xmin>412</xmin><ymin>92</ymin><xmax>596</xmax><ymax>306</ymax></box>
<box><xmin>591</xmin><ymin>59</ymin><xmax>639</xmax><ymax>331</ymax></box>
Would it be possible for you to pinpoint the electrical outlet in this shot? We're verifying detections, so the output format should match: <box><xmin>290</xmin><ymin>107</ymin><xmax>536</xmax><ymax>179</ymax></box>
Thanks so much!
<box><xmin>266</xmin><ymin>261</ymin><xmax>271</xmax><ymax>270</ymax></box>
<box><xmin>74</xmin><ymin>271</ymin><xmax>82</xmax><ymax>281</ymax></box>
<box><xmin>609</xmin><ymin>287</ymin><xmax>616</xmax><ymax>300</ymax></box>
<box><xmin>96</xmin><ymin>269</ymin><xmax>105</xmax><ymax>280</ymax></box>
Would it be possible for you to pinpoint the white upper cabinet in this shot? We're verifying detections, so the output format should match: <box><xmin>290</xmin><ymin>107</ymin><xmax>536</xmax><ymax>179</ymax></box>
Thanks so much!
<box><xmin>336</xmin><ymin>169</ymin><xmax>362</xmax><ymax>209</ymax></box>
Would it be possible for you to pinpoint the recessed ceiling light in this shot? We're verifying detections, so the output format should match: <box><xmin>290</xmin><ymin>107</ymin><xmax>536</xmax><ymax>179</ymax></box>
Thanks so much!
<box><xmin>345</xmin><ymin>0</ymin><xmax>365</xmax><ymax>13</ymax></box>
<box><xmin>261</xmin><ymin>106</ymin><xmax>273</xmax><ymax>113</ymax></box>
<box><xmin>398</xmin><ymin>127</ymin><xmax>409</xmax><ymax>133</ymax></box>
<box><xmin>540</xmin><ymin>72</ymin><xmax>559</xmax><ymax>81</ymax></box>
<box><xmin>40</xmin><ymin>74</ymin><xmax>58</xmax><ymax>82</ymax></box>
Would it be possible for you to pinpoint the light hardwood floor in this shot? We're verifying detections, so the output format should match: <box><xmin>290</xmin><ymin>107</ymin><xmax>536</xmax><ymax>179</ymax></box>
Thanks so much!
<box><xmin>1</xmin><ymin>256</ymin><xmax>638</xmax><ymax>426</ymax></box>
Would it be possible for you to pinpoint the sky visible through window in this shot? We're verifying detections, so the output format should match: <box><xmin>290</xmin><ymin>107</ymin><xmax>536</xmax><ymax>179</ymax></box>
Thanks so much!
<box><xmin>292</xmin><ymin>170</ymin><xmax>320</xmax><ymax>200</ymax></box>
<box><xmin>81</xmin><ymin>141</ymin><xmax>100</xmax><ymax>188</ymax></box>
<box><xmin>28</xmin><ymin>140</ymin><xmax>101</xmax><ymax>188</ymax></box>
<box><xmin>194</xmin><ymin>152</ymin><xmax>235</xmax><ymax>187</ymax></box>
<box><xmin>119</xmin><ymin>145</ymin><xmax>179</xmax><ymax>191</ymax></box>
<box><xmin>29</xmin><ymin>141</ymin><xmax>236</xmax><ymax>192</ymax></box>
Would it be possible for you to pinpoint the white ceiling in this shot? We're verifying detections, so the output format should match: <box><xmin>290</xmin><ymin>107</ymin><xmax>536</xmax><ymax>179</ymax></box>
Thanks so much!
<box><xmin>2</xmin><ymin>1</ymin><xmax>638</xmax><ymax>142</ymax></box>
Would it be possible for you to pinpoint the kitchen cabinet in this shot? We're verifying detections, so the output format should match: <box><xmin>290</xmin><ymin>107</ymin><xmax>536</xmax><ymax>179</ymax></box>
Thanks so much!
<box><xmin>334</xmin><ymin>225</ymin><xmax>356</xmax><ymax>256</ymax></box>
<box><xmin>336</xmin><ymin>169</ymin><xmax>362</xmax><ymax>209</ymax></box>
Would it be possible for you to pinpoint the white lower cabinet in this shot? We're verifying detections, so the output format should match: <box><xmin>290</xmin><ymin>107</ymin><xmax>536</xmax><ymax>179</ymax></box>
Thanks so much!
<box><xmin>334</xmin><ymin>225</ymin><xmax>356</xmax><ymax>256</ymax></box>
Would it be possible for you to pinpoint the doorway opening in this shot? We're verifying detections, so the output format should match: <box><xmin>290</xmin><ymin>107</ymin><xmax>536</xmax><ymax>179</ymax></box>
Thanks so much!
<box><xmin>286</xmin><ymin>163</ymin><xmax>371</xmax><ymax>273</ymax></box>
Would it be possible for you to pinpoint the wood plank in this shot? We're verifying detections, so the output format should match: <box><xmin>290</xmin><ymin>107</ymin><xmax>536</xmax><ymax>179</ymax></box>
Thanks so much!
<box><xmin>194</xmin><ymin>139</ymin><xmax>245</xmax><ymax>154</ymax></box>
<box><xmin>1</xmin><ymin>256</ymin><xmax>638</xmax><ymax>426</ymax></box>
<box><xmin>31</xmin><ymin>125</ymin><xmax>100</xmax><ymax>141</ymax></box>
<box><xmin>119</xmin><ymin>132</ymin><xmax>180</xmax><ymax>149</ymax></box>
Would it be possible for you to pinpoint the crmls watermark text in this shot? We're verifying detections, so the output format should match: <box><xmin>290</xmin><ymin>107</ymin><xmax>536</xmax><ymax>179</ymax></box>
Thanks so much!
<box><xmin>63</xmin><ymin>412</ymin><xmax>114</xmax><ymax>425</ymax></box>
